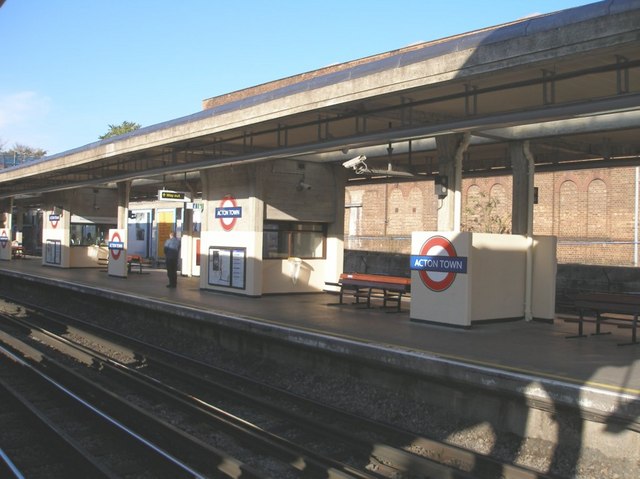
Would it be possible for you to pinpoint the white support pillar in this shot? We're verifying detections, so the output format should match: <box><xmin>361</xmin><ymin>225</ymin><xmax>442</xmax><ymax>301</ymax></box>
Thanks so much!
<box><xmin>511</xmin><ymin>141</ymin><xmax>535</xmax><ymax>235</ymax></box>
<box><xmin>116</xmin><ymin>181</ymin><xmax>131</xmax><ymax>230</ymax></box>
<box><xmin>511</xmin><ymin>141</ymin><xmax>536</xmax><ymax>321</ymax></box>
<box><xmin>436</xmin><ymin>133</ymin><xmax>470</xmax><ymax>232</ymax></box>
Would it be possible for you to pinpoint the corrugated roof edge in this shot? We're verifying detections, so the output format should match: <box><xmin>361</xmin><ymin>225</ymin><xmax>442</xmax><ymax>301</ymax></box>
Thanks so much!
<box><xmin>36</xmin><ymin>0</ymin><xmax>635</xmax><ymax>165</ymax></box>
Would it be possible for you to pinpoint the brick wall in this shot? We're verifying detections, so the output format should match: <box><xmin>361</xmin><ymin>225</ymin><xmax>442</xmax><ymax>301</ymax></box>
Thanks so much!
<box><xmin>345</xmin><ymin>166</ymin><xmax>640</xmax><ymax>266</ymax></box>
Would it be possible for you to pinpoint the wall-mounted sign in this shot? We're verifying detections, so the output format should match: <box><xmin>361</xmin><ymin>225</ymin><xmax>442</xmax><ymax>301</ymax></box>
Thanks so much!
<box><xmin>49</xmin><ymin>213</ymin><xmax>60</xmax><ymax>228</ymax></box>
<box><xmin>158</xmin><ymin>190</ymin><xmax>191</xmax><ymax>202</ymax></box>
<box><xmin>410</xmin><ymin>235</ymin><xmax>467</xmax><ymax>292</ymax></box>
<box><xmin>215</xmin><ymin>196</ymin><xmax>242</xmax><ymax>231</ymax></box>
<box><xmin>0</xmin><ymin>229</ymin><xmax>8</xmax><ymax>249</ymax></box>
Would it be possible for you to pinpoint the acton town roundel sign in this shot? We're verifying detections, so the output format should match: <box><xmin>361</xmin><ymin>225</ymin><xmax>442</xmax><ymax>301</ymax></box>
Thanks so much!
<box><xmin>109</xmin><ymin>231</ymin><xmax>124</xmax><ymax>261</ymax></box>
<box><xmin>215</xmin><ymin>195</ymin><xmax>242</xmax><ymax>232</ymax></box>
<box><xmin>412</xmin><ymin>235</ymin><xmax>467</xmax><ymax>292</ymax></box>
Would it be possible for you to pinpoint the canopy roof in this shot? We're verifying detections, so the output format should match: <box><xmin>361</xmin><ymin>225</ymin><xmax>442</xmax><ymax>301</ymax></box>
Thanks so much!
<box><xmin>2</xmin><ymin>0</ymin><xmax>639</xmax><ymax>204</ymax></box>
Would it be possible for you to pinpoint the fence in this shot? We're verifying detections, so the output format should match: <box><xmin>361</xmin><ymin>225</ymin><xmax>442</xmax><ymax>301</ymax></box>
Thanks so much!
<box><xmin>345</xmin><ymin>235</ymin><xmax>640</xmax><ymax>267</ymax></box>
<box><xmin>1</xmin><ymin>154</ymin><xmax>40</xmax><ymax>168</ymax></box>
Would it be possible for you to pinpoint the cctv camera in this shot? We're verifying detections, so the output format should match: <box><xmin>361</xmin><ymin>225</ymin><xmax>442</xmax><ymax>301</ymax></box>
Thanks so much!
<box><xmin>342</xmin><ymin>155</ymin><xmax>367</xmax><ymax>169</ymax></box>
<box><xmin>297</xmin><ymin>181</ymin><xmax>312</xmax><ymax>191</ymax></box>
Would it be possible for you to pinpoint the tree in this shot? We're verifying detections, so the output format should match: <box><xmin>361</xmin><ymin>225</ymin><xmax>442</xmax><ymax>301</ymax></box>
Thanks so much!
<box><xmin>462</xmin><ymin>191</ymin><xmax>511</xmax><ymax>234</ymax></box>
<box><xmin>1</xmin><ymin>142</ymin><xmax>47</xmax><ymax>166</ymax></box>
<box><xmin>5</xmin><ymin>143</ymin><xmax>47</xmax><ymax>158</ymax></box>
<box><xmin>99</xmin><ymin>121</ymin><xmax>141</xmax><ymax>140</ymax></box>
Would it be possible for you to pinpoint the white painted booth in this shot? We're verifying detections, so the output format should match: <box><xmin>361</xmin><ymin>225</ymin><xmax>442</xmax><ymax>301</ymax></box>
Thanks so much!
<box><xmin>41</xmin><ymin>188</ymin><xmax>117</xmax><ymax>268</ymax></box>
<box><xmin>410</xmin><ymin>231</ymin><xmax>557</xmax><ymax>327</ymax></box>
<box><xmin>0</xmin><ymin>212</ymin><xmax>12</xmax><ymax>261</ymax></box>
<box><xmin>200</xmin><ymin>159</ymin><xmax>346</xmax><ymax>296</ymax></box>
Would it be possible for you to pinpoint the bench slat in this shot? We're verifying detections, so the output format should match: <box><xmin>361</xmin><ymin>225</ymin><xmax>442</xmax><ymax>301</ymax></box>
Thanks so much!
<box><xmin>565</xmin><ymin>292</ymin><xmax>639</xmax><ymax>346</ymax></box>
<box><xmin>329</xmin><ymin>273</ymin><xmax>411</xmax><ymax>312</ymax></box>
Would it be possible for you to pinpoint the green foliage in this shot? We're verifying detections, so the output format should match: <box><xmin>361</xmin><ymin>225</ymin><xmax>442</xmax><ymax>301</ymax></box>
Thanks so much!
<box><xmin>5</xmin><ymin>143</ymin><xmax>47</xmax><ymax>158</ymax></box>
<box><xmin>0</xmin><ymin>141</ymin><xmax>47</xmax><ymax>163</ymax></box>
<box><xmin>462</xmin><ymin>191</ymin><xmax>511</xmax><ymax>234</ymax></box>
<box><xmin>99</xmin><ymin>121</ymin><xmax>141</xmax><ymax>140</ymax></box>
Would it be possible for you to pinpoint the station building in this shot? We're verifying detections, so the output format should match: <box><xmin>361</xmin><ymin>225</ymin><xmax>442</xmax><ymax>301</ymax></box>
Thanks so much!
<box><xmin>1</xmin><ymin>0</ymin><xmax>639</xmax><ymax>326</ymax></box>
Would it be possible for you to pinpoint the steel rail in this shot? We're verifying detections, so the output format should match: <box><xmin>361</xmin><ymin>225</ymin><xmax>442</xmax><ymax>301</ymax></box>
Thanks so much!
<box><xmin>3</xmin><ymin>310</ymin><xmax>380</xmax><ymax>479</ymax></box>
<box><xmin>6</xmin><ymin>298</ymin><xmax>560</xmax><ymax>479</ymax></box>
<box><xmin>0</xmin><ymin>329</ymin><xmax>249</xmax><ymax>479</ymax></box>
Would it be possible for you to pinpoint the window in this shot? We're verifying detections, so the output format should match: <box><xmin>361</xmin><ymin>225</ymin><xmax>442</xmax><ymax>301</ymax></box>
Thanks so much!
<box><xmin>263</xmin><ymin>221</ymin><xmax>326</xmax><ymax>259</ymax></box>
<box><xmin>70</xmin><ymin>223</ymin><xmax>115</xmax><ymax>246</ymax></box>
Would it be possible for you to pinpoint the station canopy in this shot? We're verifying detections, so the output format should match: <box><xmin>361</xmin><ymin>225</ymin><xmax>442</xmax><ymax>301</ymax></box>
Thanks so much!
<box><xmin>1</xmin><ymin>1</ymin><xmax>640</xmax><ymax>205</ymax></box>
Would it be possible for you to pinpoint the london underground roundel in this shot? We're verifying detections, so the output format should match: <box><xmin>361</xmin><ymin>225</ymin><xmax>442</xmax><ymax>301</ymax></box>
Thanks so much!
<box><xmin>49</xmin><ymin>213</ymin><xmax>60</xmax><ymax>229</ymax></box>
<box><xmin>109</xmin><ymin>231</ymin><xmax>123</xmax><ymax>261</ymax></box>
<box><xmin>414</xmin><ymin>235</ymin><xmax>467</xmax><ymax>292</ymax></box>
<box><xmin>216</xmin><ymin>196</ymin><xmax>242</xmax><ymax>232</ymax></box>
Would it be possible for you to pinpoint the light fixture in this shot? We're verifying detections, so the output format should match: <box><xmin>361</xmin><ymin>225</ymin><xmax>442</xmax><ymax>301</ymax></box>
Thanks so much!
<box><xmin>297</xmin><ymin>175</ymin><xmax>312</xmax><ymax>191</ymax></box>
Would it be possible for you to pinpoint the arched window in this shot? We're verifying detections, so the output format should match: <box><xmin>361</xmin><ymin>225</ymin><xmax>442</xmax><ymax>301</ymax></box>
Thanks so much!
<box><xmin>463</xmin><ymin>185</ymin><xmax>482</xmax><ymax>231</ymax></box>
<box><xmin>387</xmin><ymin>187</ymin><xmax>405</xmax><ymax>235</ymax></box>
<box><xmin>489</xmin><ymin>183</ymin><xmax>510</xmax><ymax>219</ymax></box>
<box><xmin>559</xmin><ymin>180</ymin><xmax>580</xmax><ymax>239</ymax></box>
<box><xmin>406</xmin><ymin>187</ymin><xmax>424</xmax><ymax>232</ymax></box>
<box><xmin>587</xmin><ymin>179</ymin><xmax>608</xmax><ymax>240</ymax></box>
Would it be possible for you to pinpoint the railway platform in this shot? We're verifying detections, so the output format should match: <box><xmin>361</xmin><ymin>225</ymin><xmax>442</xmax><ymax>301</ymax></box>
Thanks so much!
<box><xmin>1</xmin><ymin>257</ymin><xmax>638</xmax><ymax>394</ymax></box>
<box><xmin>0</xmin><ymin>257</ymin><xmax>638</xmax><ymax>461</ymax></box>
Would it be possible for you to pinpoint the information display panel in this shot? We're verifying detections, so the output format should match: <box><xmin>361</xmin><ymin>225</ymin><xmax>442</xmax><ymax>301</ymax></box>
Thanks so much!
<box><xmin>45</xmin><ymin>240</ymin><xmax>62</xmax><ymax>265</ymax></box>
<box><xmin>208</xmin><ymin>246</ymin><xmax>246</xmax><ymax>289</ymax></box>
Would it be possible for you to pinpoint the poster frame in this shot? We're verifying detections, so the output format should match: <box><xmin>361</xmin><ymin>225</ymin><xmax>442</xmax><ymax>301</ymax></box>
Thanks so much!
<box><xmin>208</xmin><ymin>246</ymin><xmax>246</xmax><ymax>289</ymax></box>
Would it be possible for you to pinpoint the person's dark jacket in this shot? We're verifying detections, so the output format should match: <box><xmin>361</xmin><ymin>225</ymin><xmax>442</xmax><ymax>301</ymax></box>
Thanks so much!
<box><xmin>164</xmin><ymin>236</ymin><xmax>180</xmax><ymax>260</ymax></box>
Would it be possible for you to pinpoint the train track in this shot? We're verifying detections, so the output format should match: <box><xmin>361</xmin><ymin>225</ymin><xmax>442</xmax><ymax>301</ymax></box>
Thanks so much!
<box><xmin>0</xmin><ymin>299</ymin><xmax>559</xmax><ymax>479</ymax></box>
<box><xmin>0</xmin><ymin>339</ymin><xmax>234</xmax><ymax>478</ymax></box>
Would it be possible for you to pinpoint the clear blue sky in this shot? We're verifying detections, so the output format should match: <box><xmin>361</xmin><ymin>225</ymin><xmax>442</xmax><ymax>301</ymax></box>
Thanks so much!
<box><xmin>1</xmin><ymin>0</ymin><xmax>592</xmax><ymax>156</ymax></box>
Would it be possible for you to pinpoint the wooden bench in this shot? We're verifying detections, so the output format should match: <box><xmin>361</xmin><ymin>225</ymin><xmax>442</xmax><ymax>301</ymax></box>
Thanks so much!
<box><xmin>565</xmin><ymin>292</ymin><xmax>639</xmax><ymax>346</ymax></box>
<box><xmin>127</xmin><ymin>255</ymin><xmax>143</xmax><ymax>274</ymax></box>
<box><xmin>329</xmin><ymin>273</ymin><xmax>411</xmax><ymax>312</ymax></box>
<box><xmin>11</xmin><ymin>245</ymin><xmax>24</xmax><ymax>259</ymax></box>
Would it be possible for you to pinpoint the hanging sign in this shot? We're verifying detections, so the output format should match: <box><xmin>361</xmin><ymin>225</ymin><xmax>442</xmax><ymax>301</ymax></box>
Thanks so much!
<box><xmin>158</xmin><ymin>190</ymin><xmax>191</xmax><ymax>202</ymax></box>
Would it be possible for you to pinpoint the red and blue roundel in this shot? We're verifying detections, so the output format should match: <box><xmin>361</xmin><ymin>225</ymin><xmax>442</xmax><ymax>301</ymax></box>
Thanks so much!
<box><xmin>410</xmin><ymin>235</ymin><xmax>467</xmax><ymax>292</ymax></box>
<box><xmin>215</xmin><ymin>196</ymin><xmax>242</xmax><ymax>232</ymax></box>
<box><xmin>108</xmin><ymin>231</ymin><xmax>124</xmax><ymax>260</ymax></box>
<box><xmin>49</xmin><ymin>213</ymin><xmax>60</xmax><ymax>228</ymax></box>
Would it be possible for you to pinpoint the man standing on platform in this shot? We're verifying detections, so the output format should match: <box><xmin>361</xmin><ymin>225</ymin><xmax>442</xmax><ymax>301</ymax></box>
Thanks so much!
<box><xmin>164</xmin><ymin>231</ymin><xmax>181</xmax><ymax>288</ymax></box>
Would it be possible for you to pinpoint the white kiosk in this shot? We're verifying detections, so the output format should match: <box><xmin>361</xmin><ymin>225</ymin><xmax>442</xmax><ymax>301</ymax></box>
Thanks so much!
<box><xmin>0</xmin><ymin>226</ymin><xmax>11</xmax><ymax>261</ymax></box>
<box><xmin>410</xmin><ymin>231</ymin><xmax>557</xmax><ymax>327</ymax></box>
<box><xmin>107</xmin><ymin>228</ymin><xmax>127</xmax><ymax>278</ymax></box>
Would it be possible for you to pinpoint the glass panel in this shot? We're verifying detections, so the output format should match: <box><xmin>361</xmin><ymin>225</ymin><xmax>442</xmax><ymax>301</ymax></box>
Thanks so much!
<box><xmin>263</xmin><ymin>221</ymin><xmax>326</xmax><ymax>259</ymax></box>
<box><xmin>70</xmin><ymin>223</ymin><xmax>114</xmax><ymax>246</ymax></box>
<box><xmin>70</xmin><ymin>224</ymin><xmax>82</xmax><ymax>246</ymax></box>
<box><xmin>263</xmin><ymin>230</ymin><xmax>290</xmax><ymax>259</ymax></box>
<box><xmin>81</xmin><ymin>225</ymin><xmax>97</xmax><ymax>245</ymax></box>
<box><xmin>292</xmin><ymin>231</ymin><xmax>324</xmax><ymax>258</ymax></box>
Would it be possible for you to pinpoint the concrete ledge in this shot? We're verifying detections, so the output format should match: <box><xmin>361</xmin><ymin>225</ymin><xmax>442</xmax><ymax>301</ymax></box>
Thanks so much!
<box><xmin>1</xmin><ymin>267</ymin><xmax>637</xmax><ymax>460</ymax></box>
